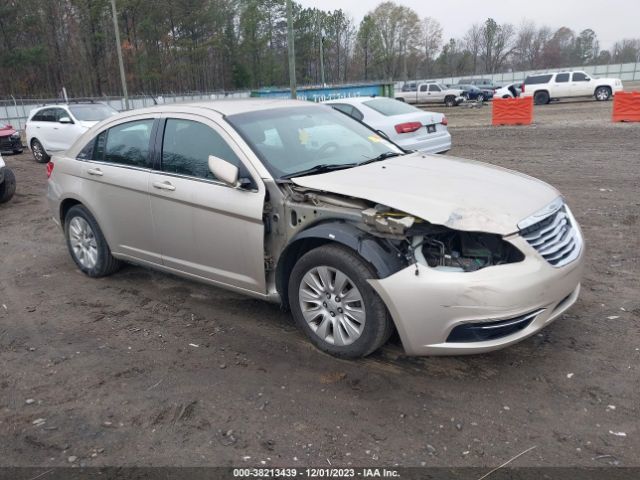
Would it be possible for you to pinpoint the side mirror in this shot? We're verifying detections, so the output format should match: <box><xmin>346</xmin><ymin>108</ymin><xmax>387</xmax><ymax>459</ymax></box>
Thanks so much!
<box><xmin>208</xmin><ymin>155</ymin><xmax>239</xmax><ymax>187</ymax></box>
<box><xmin>59</xmin><ymin>116</ymin><xmax>73</xmax><ymax>124</ymax></box>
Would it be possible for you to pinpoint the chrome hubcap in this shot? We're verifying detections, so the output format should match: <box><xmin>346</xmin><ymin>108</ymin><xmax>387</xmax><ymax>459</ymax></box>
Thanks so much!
<box><xmin>33</xmin><ymin>143</ymin><xmax>43</xmax><ymax>160</ymax></box>
<box><xmin>69</xmin><ymin>217</ymin><xmax>98</xmax><ymax>269</ymax></box>
<box><xmin>299</xmin><ymin>266</ymin><xmax>366</xmax><ymax>346</ymax></box>
<box><xmin>597</xmin><ymin>90</ymin><xmax>608</xmax><ymax>100</ymax></box>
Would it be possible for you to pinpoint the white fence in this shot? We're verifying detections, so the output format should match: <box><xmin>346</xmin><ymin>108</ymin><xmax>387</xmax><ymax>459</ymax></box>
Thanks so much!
<box><xmin>0</xmin><ymin>91</ymin><xmax>250</xmax><ymax>132</ymax></box>
<box><xmin>404</xmin><ymin>62</ymin><xmax>640</xmax><ymax>87</ymax></box>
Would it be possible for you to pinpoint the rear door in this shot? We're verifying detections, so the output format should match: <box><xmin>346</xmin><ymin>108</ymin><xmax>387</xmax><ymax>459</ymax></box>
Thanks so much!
<box><xmin>32</xmin><ymin>108</ymin><xmax>59</xmax><ymax>150</ymax></box>
<box><xmin>78</xmin><ymin>115</ymin><xmax>160</xmax><ymax>264</ymax></box>
<box><xmin>551</xmin><ymin>72</ymin><xmax>571</xmax><ymax>97</ymax></box>
<box><xmin>149</xmin><ymin>114</ymin><xmax>266</xmax><ymax>294</ymax></box>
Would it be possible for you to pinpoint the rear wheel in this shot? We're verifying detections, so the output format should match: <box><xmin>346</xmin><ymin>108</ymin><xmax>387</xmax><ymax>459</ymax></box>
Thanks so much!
<box><xmin>64</xmin><ymin>205</ymin><xmax>121</xmax><ymax>277</ymax></box>
<box><xmin>534</xmin><ymin>91</ymin><xmax>550</xmax><ymax>105</ymax></box>
<box><xmin>288</xmin><ymin>244</ymin><xmax>393</xmax><ymax>358</ymax></box>
<box><xmin>0</xmin><ymin>168</ymin><xmax>16</xmax><ymax>203</ymax></box>
<box><xmin>395</xmin><ymin>97</ymin><xmax>406</xmax><ymax>102</ymax></box>
<box><xmin>595</xmin><ymin>86</ymin><xmax>611</xmax><ymax>101</ymax></box>
<box><xmin>31</xmin><ymin>139</ymin><xmax>50</xmax><ymax>163</ymax></box>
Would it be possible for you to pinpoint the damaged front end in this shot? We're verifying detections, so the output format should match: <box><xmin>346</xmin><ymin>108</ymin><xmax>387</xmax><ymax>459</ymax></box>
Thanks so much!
<box><xmin>360</xmin><ymin>206</ymin><xmax>524</xmax><ymax>273</ymax></box>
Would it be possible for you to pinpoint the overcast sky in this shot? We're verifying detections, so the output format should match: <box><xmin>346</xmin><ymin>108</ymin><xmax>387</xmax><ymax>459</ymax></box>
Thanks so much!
<box><xmin>297</xmin><ymin>0</ymin><xmax>639</xmax><ymax>50</ymax></box>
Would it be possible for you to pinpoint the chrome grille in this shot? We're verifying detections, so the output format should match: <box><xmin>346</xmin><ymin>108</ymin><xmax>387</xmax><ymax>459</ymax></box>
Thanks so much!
<box><xmin>520</xmin><ymin>205</ymin><xmax>581</xmax><ymax>267</ymax></box>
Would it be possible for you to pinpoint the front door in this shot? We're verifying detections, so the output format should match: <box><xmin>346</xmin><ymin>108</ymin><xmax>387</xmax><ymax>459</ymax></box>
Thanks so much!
<box><xmin>149</xmin><ymin>114</ymin><xmax>266</xmax><ymax>294</ymax></box>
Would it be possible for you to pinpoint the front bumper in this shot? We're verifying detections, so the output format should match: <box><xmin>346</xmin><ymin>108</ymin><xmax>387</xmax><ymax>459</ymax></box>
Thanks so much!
<box><xmin>369</xmin><ymin>235</ymin><xmax>585</xmax><ymax>356</ymax></box>
<box><xmin>0</xmin><ymin>135</ymin><xmax>23</xmax><ymax>154</ymax></box>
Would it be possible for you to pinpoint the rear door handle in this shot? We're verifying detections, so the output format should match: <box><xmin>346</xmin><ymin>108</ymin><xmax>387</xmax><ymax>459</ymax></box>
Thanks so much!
<box><xmin>87</xmin><ymin>168</ymin><xmax>103</xmax><ymax>176</ymax></box>
<box><xmin>152</xmin><ymin>181</ymin><xmax>176</xmax><ymax>191</ymax></box>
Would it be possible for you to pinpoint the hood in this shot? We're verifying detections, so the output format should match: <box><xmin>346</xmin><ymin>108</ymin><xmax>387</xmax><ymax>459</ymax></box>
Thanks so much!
<box><xmin>0</xmin><ymin>125</ymin><xmax>17</xmax><ymax>137</ymax></box>
<box><xmin>291</xmin><ymin>153</ymin><xmax>560</xmax><ymax>235</ymax></box>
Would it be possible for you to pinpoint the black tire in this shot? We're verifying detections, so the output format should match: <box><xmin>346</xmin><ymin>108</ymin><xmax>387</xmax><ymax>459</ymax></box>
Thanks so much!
<box><xmin>502</xmin><ymin>95</ymin><xmax>510</xmax><ymax>99</ymax></box>
<box><xmin>64</xmin><ymin>205</ymin><xmax>121</xmax><ymax>277</ymax></box>
<box><xmin>288</xmin><ymin>244</ymin><xmax>393</xmax><ymax>358</ymax></box>
<box><xmin>534</xmin><ymin>91</ymin><xmax>550</xmax><ymax>105</ymax></box>
<box><xmin>395</xmin><ymin>97</ymin><xmax>406</xmax><ymax>102</ymax></box>
<box><xmin>31</xmin><ymin>139</ymin><xmax>50</xmax><ymax>163</ymax></box>
<box><xmin>0</xmin><ymin>168</ymin><xmax>16</xmax><ymax>203</ymax></box>
<box><xmin>595</xmin><ymin>86</ymin><xmax>611</xmax><ymax>101</ymax></box>
<box><xmin>477</xmin><ymin>94</ymin><xmax>484</xmax><ymax>102</ymax></box>
<box><xmin>445</xmin><ymin>95</ymin><xmax>456</xmax><ymax>107</ymax></box>
<box><xmin>13</xmin><ymin>149</ymin><xmax>23</xmax><ymax>154</ymax></box>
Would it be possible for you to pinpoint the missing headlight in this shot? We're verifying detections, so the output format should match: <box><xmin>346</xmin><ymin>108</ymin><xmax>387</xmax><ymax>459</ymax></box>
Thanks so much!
<box><xmin>411</xmin><ymin>230</ymin><xmax>524</xmax><ymax>272</ymax></box>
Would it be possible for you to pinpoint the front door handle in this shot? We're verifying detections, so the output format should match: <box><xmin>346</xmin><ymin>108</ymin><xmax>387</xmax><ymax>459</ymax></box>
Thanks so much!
<box><xmin>87</xmin><ymin>168</ymin><xmax>103</xmax><ymax>176</ymax></box>
<box><xmin>152</xmin><ymin>181</ymin><xmax>176</xmax><ymax>191</ymax></box>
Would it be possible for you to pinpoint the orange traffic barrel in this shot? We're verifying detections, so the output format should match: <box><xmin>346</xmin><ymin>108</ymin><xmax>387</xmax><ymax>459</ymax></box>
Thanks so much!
<box><xmin>612</xmin><ymin>91</ymin><xmax>640</xmax><ymax>122</ymax></box>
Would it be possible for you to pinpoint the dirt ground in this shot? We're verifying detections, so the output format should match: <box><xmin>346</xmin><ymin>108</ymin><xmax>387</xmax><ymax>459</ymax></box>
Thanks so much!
<box><xmin>0</xmin><ymin>99</ymin><xmax>639</xmax><ymax>469</ymax></box>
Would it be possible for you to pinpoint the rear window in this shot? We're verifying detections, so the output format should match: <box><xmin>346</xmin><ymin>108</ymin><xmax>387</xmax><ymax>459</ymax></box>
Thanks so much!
<box><xmin>525</xmin><ymin>74</ymin><xmax>553</xmax><ymax>85</ymax></box>
<box><xmin>363</xmin><ymin>98</ymin><xmax>418</xmax><ymax>116</ymax></box>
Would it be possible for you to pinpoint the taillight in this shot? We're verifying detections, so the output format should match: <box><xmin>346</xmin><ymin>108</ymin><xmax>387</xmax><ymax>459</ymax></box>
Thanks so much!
<box><xmin>46</xmin><ymin>161</ymin><xmax>54</xmax><ymax>178</ymax></box>
<box><xmin>394</xmin><ymin>122</ymin><xmax>422</xmax><ymax>134</ymax></box>
<box><xmin>440</xmin><ymin>116</ymin><xmax>448</xmax><ymax>126</ymax></box>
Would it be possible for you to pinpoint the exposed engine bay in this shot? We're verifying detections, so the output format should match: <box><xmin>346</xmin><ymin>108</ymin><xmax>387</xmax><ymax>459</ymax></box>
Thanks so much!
<box><xmin>360</xmin><ymin>205</ymin><xmax>524</xmax><ymax>272</ymax></box>
<box><xmin>275</xmin><ymin>185</ymin><xmax>525</xmax><ymax>279</ymax></box>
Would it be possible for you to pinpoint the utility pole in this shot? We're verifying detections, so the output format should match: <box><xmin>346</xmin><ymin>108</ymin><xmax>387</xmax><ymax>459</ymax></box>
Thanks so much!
<box><xmin>319</xmin><ymin>30</ymin><xmax>326</xmax><ymax>86</ymax></box>
<box><xmin>110</xmin><ymin>0</ymin><xmax>129</xmax><ymax>110</ymax></box>
<box><xmin>286</xmin><ymin>0</ymin><xmax>296</xmax><ymax>99</ymax></box>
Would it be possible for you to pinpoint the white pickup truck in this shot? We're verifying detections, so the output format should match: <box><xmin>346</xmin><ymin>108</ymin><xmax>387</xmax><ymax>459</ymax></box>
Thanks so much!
<box><xmin>521</xmin><ymin>70</ymin><xmax>623</xmax><ymax>104</ymax></box>
<box><xmin>395</xmin><ymin>82</ymin><xmax>465</xmax><ymax>107</ymax></box>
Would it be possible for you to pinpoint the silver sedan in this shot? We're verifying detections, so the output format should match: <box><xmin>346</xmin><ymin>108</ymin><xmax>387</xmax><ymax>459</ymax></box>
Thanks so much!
<box><xmin>47</xmin><ymin>99</ymin><xmax>584</xmax><ymax>358</ymax></box>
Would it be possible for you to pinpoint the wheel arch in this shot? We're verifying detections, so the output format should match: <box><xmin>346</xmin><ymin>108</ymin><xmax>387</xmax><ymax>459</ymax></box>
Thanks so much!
<box><xmin>594</xmin><ymin>84</ymin><xmax>612</xmax><ymax>94</ymax></box>
<box><xmin>275</xmin><ymin>221</ymin><xmax>405</xmax><ymax>307</ymax></box>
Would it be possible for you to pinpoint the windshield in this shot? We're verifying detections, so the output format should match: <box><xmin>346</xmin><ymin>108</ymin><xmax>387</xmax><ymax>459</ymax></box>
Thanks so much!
<box><xmin>227</xmin><ymin>105</ymin><xmax>403</xmax><ymax>179</ymax></box>
<box><xmin>69</xmin><ymin>104</ymin><xmax>118</xmax><ymax>122</ymax></box>
<box><xmin>436</xmin><ymin>83</ymin><xmax>449</xmax><ymax>90</ymax></box>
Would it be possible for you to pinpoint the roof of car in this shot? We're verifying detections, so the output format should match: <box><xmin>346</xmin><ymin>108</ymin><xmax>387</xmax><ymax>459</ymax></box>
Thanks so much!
<box><xmin>123</xmin><ymin>98</ymin><xmax>315</xmax><ymax>117</ymax></box>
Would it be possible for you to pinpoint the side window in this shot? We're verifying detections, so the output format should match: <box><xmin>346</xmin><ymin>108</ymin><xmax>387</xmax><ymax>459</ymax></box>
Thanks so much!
<box><xmin>556</xmin><ymin>73</ymin><xmax>570</xmax><ymax>83</ymax></box>
<box><xmin>77</xmin><ymin>138</ymin><xmax>96</xmax><ymax>160</ymax></box>
<box><xmin>419</xmin><ymin>84</ymin><xmax>428</xmax><ymax>92</ymax></box>
<box><xmin>429</xmin><ymin>84</ymin><xmax>441</xmax><ymax>92</ymax></box>
<box><xmin>37</xmin><ymin>109</ymin><xmax>57</xmax><ymax>122</ymax></box>
<box><xmin>161</xmin><ymin>118</ymin><xmax>241</xmax><ymax>181</ymax></box>
<box><xmin>31</xmin><ymin>110</ymin><xmax>45</xmax><ymax>122</ymax></box>
<box><xmin>572</xmin><ymin>72</ymin><xmax>589</xmax><ymax>82</ymax></box>
<box><xmin>104</xmin><ymin>119</ymin><xmax>154</xmax><ymax>167</ymax></box>
<box><xmin>351</xmin><ymin>107</ymin><xmax>364</xmax><ymax>122</ymax></box>
<box><xmin>53</xmin><ymin>108</ymin><xmax>69</xmax><ymax>122</ymax></box>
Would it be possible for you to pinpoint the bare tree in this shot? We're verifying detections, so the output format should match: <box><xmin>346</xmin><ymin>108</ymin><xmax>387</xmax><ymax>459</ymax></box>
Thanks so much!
<box><xmin>422</xmin><ymin>17</ymin><xmax>442</xmax><ymax>78</ymax></box>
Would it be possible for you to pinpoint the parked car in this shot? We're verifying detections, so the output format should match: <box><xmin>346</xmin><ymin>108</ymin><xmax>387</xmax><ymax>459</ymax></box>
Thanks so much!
<box><xmin>458</xmin><ymin>78</ymin><xmax>500</xmax><ymax>90</ymax></box>
<box><xmin>0</xmin><ymin>153</ymin><xmax>16</xmax><ymax>203</ymax></box>
<box><xmin>395</xmin><ymin>82</ymin><xmax>464</xmax><ymax>107</ymax></box>
<box><xmin>0</xmin><ymin>123</ymin><xmax>23</xmax><ymax>154</ymax></box>
<box><xmin>325</xmin><ymin>97</ymin><xmax>450</xmax><ymax>154</ymax></box>
<box><xmin>25</xmin><ymin>102</ymin><xmax>118</xmax><ymax>163</ymax></box>
<box><xmin>494</xmin><ymin>82</ymin><xmax>522</xmax><ymax>99</ymax></box>
<box><xmin>521</xmin><ymin>71</ymin><xmax>623</xmax><ymax>105</ymax></box>
<box><xmin>48</xmin><ymin>100</ymin><xmax>584</xmax><ymax>358</ymax></box>
<box><xmin>456</xmin><ymin>84</ymin><xmax>494</xmax><ymax>102</ymax></box>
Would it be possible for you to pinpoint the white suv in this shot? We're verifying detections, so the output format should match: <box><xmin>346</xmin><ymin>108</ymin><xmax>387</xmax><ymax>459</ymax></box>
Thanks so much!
<box><xmin>521</xmin><ymin>71</ymin><xmax>623</xmax><ymax>105</ymax></box>
<box><xmin>25</xmin><ymin>102</ymin><xmax>118</xmax><ymax>163</ymax></box>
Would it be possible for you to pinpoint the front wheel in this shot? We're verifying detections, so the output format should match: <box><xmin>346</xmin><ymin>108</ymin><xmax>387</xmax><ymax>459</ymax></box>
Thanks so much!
<box><xmin>445</xmin><ymin>96</ymin><xmax>456</xmax><ymax>107</ymax></box>
<box><xmin>31</xmin><ymin>139</ymin><xmax>50</xmax><ymax>163</ymax></box>
<box><xmin>395</xmin><ymin>97</ymin><xmax>406</xmax><ymax>102</ymax></box>
<box><xmin>0</xmin><ymin>168</ymin><xmax>16</xmax><ymax>203</ymax></box>
<box><xmin>64</xmin><ymin>205</ymin><xmax>121</xmax><ymax>277</ymax></box>
<box><xmin>595</xmin><ymin>86</ymin><xmax>611</xmax><ymax>101</ymax></box>
<box><xmin>288</xmin><ymin>244</ymin><xmax>393</xmax><ymax>358</ymax></box>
